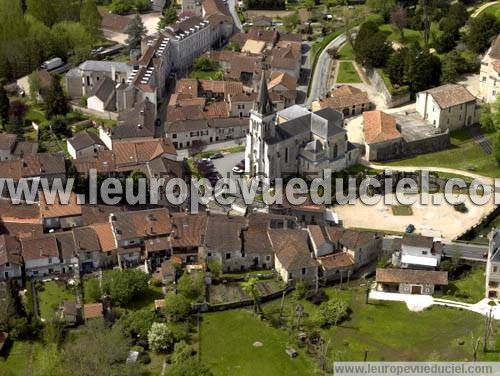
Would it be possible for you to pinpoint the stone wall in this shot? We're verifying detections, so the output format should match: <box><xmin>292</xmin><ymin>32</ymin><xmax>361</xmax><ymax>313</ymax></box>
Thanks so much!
<box><xmin>364</xmin><ymin>68</ymin><xmax>411</xmax><ymax>108</ymax></box>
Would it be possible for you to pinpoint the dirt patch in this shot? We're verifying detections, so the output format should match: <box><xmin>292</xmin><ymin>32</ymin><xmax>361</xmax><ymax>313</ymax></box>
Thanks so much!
<box><xmin>244</xmin><ymin>10</ymin><xmax>294</xmax><ymax>19</ymax></box>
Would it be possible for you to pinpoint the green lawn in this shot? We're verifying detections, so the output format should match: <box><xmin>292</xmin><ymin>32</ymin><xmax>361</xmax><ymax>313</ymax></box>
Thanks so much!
<box><xmin>123</xmin><ymin>285</ymin><xmax>164</xmax><ymax>311</ymax></box>
<box><xmin>379</xmin><ymin>24</ymin><xmax>423</xmax><ymax>46</ymax></box>
<box><xmin>0</xmin><ymin>341</ymin><xmax>44</xmax><ymax>376</ymax></box>
<box><xmin>338</xmin><ymin>43</ymin><xmax>354</xmax><ymax>60</ymax></box>
<box><xmin>336</xmin><ymin>61</ymin><xmax>362</xmax><ymax>83</ymax></box>
<box><xmin>188</xmin><ymin>70</ymin><xmax>224</xmax><ymax>80</ymax></box>
<box><xmin>200</xmin><ymin>310</ymin><xmax>317</xmax><ymax>375</ymax></box>
<box><xmin>441</xmin><ymin>267</ymin><xmax>486</xmax><ymax>304</ymax></box>
<box><xmin>481</xmin><ymin>3</ymin><xmax>500</xmax><ymax>19</ymax></box>
<box><xmin>384</xmin><ymin>129</ymin><xmax>500</xmax><ymax>178</ymax></box>
<box><xmin>37</xmin><ymin>280</ymin><xmax>76</xmax><ymax>320</ymax></box>
<box><xmin>391</xmin><ymin>205</ymin><xmax>413</xmax><ymax>216</ymax></box>
<box><xmin>265</xmin><ymin>286</ymin><xmax>499</xmax><ymax>362</ymax></box>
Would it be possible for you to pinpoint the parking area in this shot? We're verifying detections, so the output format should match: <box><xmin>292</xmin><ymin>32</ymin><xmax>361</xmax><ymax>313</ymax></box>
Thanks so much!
<box><xmin>212</xmin><ymin>151</ymin><xmax>245</xmax><ymax>179</ymax></box>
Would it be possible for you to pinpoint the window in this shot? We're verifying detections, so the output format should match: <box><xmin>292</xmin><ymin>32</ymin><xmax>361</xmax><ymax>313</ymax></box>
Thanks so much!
<box><xmin>207</xmin><ymin>252</ymin><xmax>212</xmax><ymax>257</ymax></box>
<box><xmin>302</xmin><ymin>268</ymin><xmax>306</xmax><ymax>275</ymax></box>
<box><xmin>266</xmin><ymin>255</ymin><xmax>271</xmax><ymax>261</ymax></box>
<box><xmin>172</xmin><ymin>133</ymin><xmax>177</xmax><ymax>138</ymax></box>
<box><xmin>5</xmin><ymin>262</ymin><xmax>9</xmax><ymax>268</ymax></box>
<box><xmin>422</xmin><ymin>251</ymin><xmax>428</xmax><ymax>255</ymax></box>
<box><xmin>225</xmin><ymin>253</ymin><xmax>231</xmax><ymax>260</ymax></box>
<box><xmin>494</xmin><ymin>266</ymin><xmax>498</xmax><ymax>272</ymax></box>
<box><xmin>48</xmin><ymin>257</ymin><xmax>52</xmax><ymax>264</ymax></box>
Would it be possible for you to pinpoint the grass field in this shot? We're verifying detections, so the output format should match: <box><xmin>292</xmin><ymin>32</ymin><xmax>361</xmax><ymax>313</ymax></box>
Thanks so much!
<box><xmin>200</xmin><ymin>309</ymin><xmax>317</xmax><ymax>375</ymax></box>
<box><xmin>0</xmin><ymin>341</ymin><xmax>45</xmax><ymax>376</ymax></box>
<box><xmin>338</xmin><ymin>43</ymin><xmax>355</xmax><ymax>60</ymax></box>
<box><xmin>379</xmin><ymin>24</ymin><xmax>423</xmax><ymax>46</ymax></box>
<box><xmin>37</xmin><ymin>280</ymin><xmax>76</xmax><ymax>320</ymax></box>
<box><xmin>481</xmin><ymin>3</ymin><xmax>500</xmax><ymax>19</ymax></box>
<box><xmin>441</xmin><ymin>267</ymin><xmax>486</xmax><ymax>304</ymax></box>
<box><xmin>391</xmin><ymin>205</ymin><xmax>413</xmax><ymax>216</ymax></box>
<box><xmin>336</xmin><ymin>61</ymin><xmax>362</xmax><ymax>83</ymax></box>
<box><xmin>264</xmin><ymin>286</ymin><xmax>499</xmax><ymax>362</ymax></box>
<box><xmin>383</xmin><ymin>129</ymin><xmax>500</xmax><ymax>178</ymax></box>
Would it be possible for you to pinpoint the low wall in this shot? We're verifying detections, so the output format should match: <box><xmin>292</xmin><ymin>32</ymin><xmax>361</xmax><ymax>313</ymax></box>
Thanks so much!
<box><xmin>364</xmin><ymin>68</ymin><xmax>411</xmax><ymax>108</ymax></box>
<box><xmin>70</xmin><ymin>104</ymin><xmax>119</xmax><ymax>120</ymax></box>
<box><xmin>192</xmin><ymin>285</ymin><xmax>293</xmax><ymax>312</ymax></box>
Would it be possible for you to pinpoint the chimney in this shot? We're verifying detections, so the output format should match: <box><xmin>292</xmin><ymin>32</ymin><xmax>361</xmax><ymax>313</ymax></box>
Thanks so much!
<box><xmin>111</xmin><ymin>65</ymin><xmax>116</xmax><ymax>82</ymax></box>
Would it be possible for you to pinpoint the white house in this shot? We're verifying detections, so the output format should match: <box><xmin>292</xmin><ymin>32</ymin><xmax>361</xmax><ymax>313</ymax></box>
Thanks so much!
<box><xmin>399</xmin><ymin>235</ymin><xmax>441</xmax><ymax>270</ymax></box>
<box><xmin>67</xmin><ymin>130</ymin><xmax>107</xmax><ymax>159</ymax></box>
<box><xmin>479</xmin><ymin>35</ymin><xmax>500</xmax><ymax>103</ymax></box>
<box><xmin>21</xmin><ymin>236</ymin><xmax>62</xmax><ymax>278</ymax></box>
<box><xmin>416</xmin><ymin>84</ymin><xmax>479</xmax><ymax>131</ymax></box>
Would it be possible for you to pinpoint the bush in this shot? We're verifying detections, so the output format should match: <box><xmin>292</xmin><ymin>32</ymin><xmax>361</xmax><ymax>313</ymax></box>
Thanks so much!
<box><xmin>135</xmin><ymin>0</ymin><xmax>150</xmax><ymax>12</ymax></box>
<box><xmin>164</xmin><ymin>293</ymin><xmax>191</xmax><ymax>322</ymax></box>
<box><xmin>318</xmin><ymin>297</ymin><xmax>349</xmax><ymax>327</ymax></box>
<box><xmin>110</xmin><ymin>0</ymin><xmax>134</xmax><ymax>14</ymax></box>
<box><xmin>148</xmin><ymin>322</ymin><xmax>175</xmax><ymax>353</ymax></box>
<box><xmin>454</xmin><ymin>203</ymin><xmax>468</xmax><ymax>213</ymax></box>
<box><xmin>177</xmin><ymin>272</ymin><xmax>204</xmax><ymax>301</ymax></box>
<box><xmin>84</xmin><ymin>278</ymin><xmax>101</xmax><ymax>303</ymax></box>
<box><xmin>102</xmin><ymin>269</ymin><xmax>149</xmax><ymax>307</ymax></box>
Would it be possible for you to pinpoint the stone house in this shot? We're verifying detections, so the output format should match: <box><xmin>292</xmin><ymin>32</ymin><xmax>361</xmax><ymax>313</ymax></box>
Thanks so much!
<box><xmin>268</xmin><ymin>228</ymin><xmax>319</xmax><ymax>285</ymax></box>
<box><xmin>416</xmin><ymin>84</ymin><xmax>479</xmax><ymax>131</ymax></box>
<box><xmin>311</xmin><ymin>85</ymin><xmax>371</xmax><ymax>117</ymax></box>
<box><xmin>486</xmin><ymin>230</ymin><xmax>500</xmax><ymax>299</ymax></box>
<box><xmin>73</xmin><ymin>226</ymin><xmax>104</xmax><ymax>273</ymax></box>
<box><xmin>170</xmin><ymin>212</ymin><xmax>208</xmax><ymax>264</ymax></box>
<box><xmin>53</xmin><ymin>232</ymin><xmax>79</xmax><ymax>275</ymax></box>
<box><xmin>0</xmin><ymin>235</ymin><xmax>23</xmax><ymax>282</ymax></box>
<box><xmin>39</xmin><ymin>193</ymin><xmax>83</xmax><ymax>231</ymax></box>
<box><xmin>363</xmin><ymin>110</ymin><xmax>404</xmax><ymax>162</ymax></box>
<box><xmin>67</xmin><ymin>130</ymin><xmax>107</xmax><ymax>159</ymax></box>
<box><xmin>479</xmin><ymin>35</ymin><xmax>500</xmax><ymax>103</ymax></box>
<box><xmin>375</xmin><ymin>267</ymin><xmax>448</xmax><ymax>295</ymax></box>
<box><xmin>88</xmin><ymin>222</ymin><xmax>118</xmax><ymax>268</ymax></box>
<box><xmin>21</xmin><ymin>236</ymin><xmax>63</xmax><ymax>278</ymax></box>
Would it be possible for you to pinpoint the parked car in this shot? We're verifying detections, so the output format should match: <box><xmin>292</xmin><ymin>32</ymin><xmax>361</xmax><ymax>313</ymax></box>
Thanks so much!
<box><xmin>232</xmin><ymin>166</ymin><xmax>243</xmax><ymax>174</ymax></box>
<box><xmin>405</xmin><ymin>224</ymin><xmax>415</xmax><ymax>234</ymax></box>
<box><xmin>211</xmin><ymin>152</ymin><xmax>224</xmax><ymax>159</ymax></box>
<box><xmin>41</xmin><ymin>57</ymin><xmax>63</xmax><ymax>71</ymax></box>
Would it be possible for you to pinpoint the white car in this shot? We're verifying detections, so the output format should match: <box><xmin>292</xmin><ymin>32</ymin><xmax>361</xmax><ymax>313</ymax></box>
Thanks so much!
<box><xmin>232</xmin><ymin>166</ymin><xmax>243</xmax><ymax>174</ymax></box>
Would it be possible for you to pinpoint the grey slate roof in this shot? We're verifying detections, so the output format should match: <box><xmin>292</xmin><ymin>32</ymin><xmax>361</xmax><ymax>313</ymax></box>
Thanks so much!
<box><xmin>112</xmin><ymin>99</ymin><xmax>156</xmax><ymax>139</ymax></box>
<box><xmin>68</xmin><ymin>130</ymin><xmax>105</xmax><ymax>152</ymax></box>
<box><xmin>90</xmin><ymin>77</ymin><xmax>116</xmax><ymax>102</ymax></box>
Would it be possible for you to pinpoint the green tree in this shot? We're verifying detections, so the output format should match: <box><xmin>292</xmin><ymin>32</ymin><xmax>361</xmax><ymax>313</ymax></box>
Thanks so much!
<box><xmin>9</xmin><ymin>100</ymin><xmax>28</xmax><ymax>126</ymax></box>
<box><xmin>168</xmin><ymin>358</ymin><xmax>212</xmax><ymax>376</ymax></box>
<box><xmin>26</xmin><ymin>0</ymin><xmax>56</xmax><ymax>26</ymax></box>
<box><xmin>440</xmin><ymin>51</ymin><xmax>463</xmax><ymax>84</ymax></box>
<box><xmin>403</xmin><ymin>45</ymin><xmax>441</xmax><ymax>93</ymax></box>
<box><xmin>493</xmin><ymin>131</ymin><xmax>500</xmax><ymax>165</ymax></box>
<box><xmin>102</xmin><ymin>269</ymin><xmax>149</xmax><ymax>306</ymax></box>
<box><xmin>84</xmin><ymin>278</ymin><xmax>102</xmax><ymax>303</ymax></box>
<box><xmin>0</xmin><ymin>83</ymin><xmax>9</xmax><ymax>126</ymax></box>
<box><xmin>45</xmin><ymin>77</ymin><xmax>68</xmax><ymax>119</ymax></box>
<box><xmin>480</xmin><ymin>104</ymin><xmax>495</xmax><ymax>133</ymax></box>
<box><xmin>193</xmin><ymin>56</ymin><xmax>219</xmax><ymax>72</ymax></box>
<box><xmin>207</xmin><ymin>260</ymin><xmax>222</xmax><ymax>280</ymax></box>
<box><xmin>177</xmin><ymin>271</ymin><xmax>204</xmax><ymax>301</ymax></box>
<box><xmin>242</xmin><ymin>277</ymin><xmax>262</xmax><ymax>314</ymax></box>
<box><xmin>354</xmin><ymin>31</ymin><xmax>391</xmax><ymax>68</ymax></box>
<box><xmin>390</xmin><ymin>5</ymin><xmax>407</xmax><ymax>41</ymax></box>
<box><xmin>80</xmin><ymin>0</ymin><xmax>102</xmax><ymax>41</ymax></box>
<box><xmin>125</xmin><ymin>13</ymin><xmax>146</xmax><ymax>52</ymax></box>
<box><xmin>466</xmin><ymin>13</ymin><xmax>500</xmax><ymax>53</ymax></box>
<box><xmin>164</xmin><ymin>292</ymin><xmax>192</xmax><ymax>322</ymax></box>
<box><xmin>318</xmin><ymin>297</ymin><xmax>349</xmax><ymax>327</ymax></box>
<box><xmin>118</xmin><ymin>308</ymin><xmax>155</xmax><ymax>339</ymax></box>
<box><xmin>171</xmin><ymin>340</ymin><xmax>192</xmax><ymax>364</ymax></box>
<box><xmin>110</xmin><ymin>0</ymin><xmax>135</xmax><ymax>14</ymax></box>
<box><xmin>61</xmin><ymin>320</ymin><xmax>133</xmax><ymax>376</ymax></box>
<box><xmin>386</xmin><ymin>48</ymin><xmax>407</xmax><ymax>86</ymax></box>
<box><xmin>158</xmin><ymin>5</ymin><xmax>178</xmax><ymax>28</ymax></box>
<box><xmin>283</xmin><ymin>11</ymin><xmax>299</xmax><ymax>32</ymax></box>
<box><xmin>148</xmin><ymin>322</ymin><xmax>175</xmax><ymax>353</ymax></box>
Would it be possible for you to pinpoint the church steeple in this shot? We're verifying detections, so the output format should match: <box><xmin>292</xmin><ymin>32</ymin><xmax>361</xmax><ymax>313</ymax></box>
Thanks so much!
<box><xmin>254</xmin><ymin>70</ymin><xmax>274</xmax><ymax>116</ymax></box>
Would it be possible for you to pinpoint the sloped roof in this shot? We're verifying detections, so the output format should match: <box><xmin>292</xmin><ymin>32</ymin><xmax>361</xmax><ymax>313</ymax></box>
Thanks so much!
<box><xmin>170</xmin><ymin>213</ymin><xmax>208</xmax><ymax>248</ymax></box>
<box><xmin>269</xmin><ymin>228</ymin><xmax>318</xmax><ymax>270</ymax></box>
<box><xmin>268</xmin><ymin>71</ymin><xmax>297</xmax><ymax>91</ymax></box>
<box><xmin>204</xmin><ymin>214</ymin><xmax>246</xmax><ymax>252</ymax></box>
<box><xmin>423</xmin><ymin>84</ymin><xmax>476</xmax><ymax>109</ymax></box>
<box><xmin>363</xmin><ymin>110</ymin><xmax>402</xmax><ymax>144</ymax></box>
<box><xmin>68</xmin><ymin>130</ymin><xmax>105</xmax><ymax>152</ymax></box>
<box><xmin>0</xmin><ymin>235</ymin><xmax>22</xmax><ymax>266</ymax></box>
<box><xmin>111</xmin><ymin>208</ymin><xmax>171</xmax><ymax>241</ymax></box>
<box><xmin>376</xmin><ymin>268</ymin><xmax>448</xmax><ymax>285</ymax></box>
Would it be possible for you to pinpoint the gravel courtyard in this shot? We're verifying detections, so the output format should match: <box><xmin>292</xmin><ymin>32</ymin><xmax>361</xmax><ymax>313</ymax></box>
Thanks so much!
<box><xmin>334</xmin><ymin>192</ymin><xmax>496</xmax><ymax>240</ymax></box>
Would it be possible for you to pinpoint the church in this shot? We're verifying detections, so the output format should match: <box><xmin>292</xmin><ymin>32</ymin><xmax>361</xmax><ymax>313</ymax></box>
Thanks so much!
<box><xmin>245</xmin><ymin>74</ymin><xmax>359</xmax><ymax>185</ymax></box>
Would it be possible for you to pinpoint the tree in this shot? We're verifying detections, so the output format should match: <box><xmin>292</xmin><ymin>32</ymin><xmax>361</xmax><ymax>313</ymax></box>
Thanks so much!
<box><xmin>61</xmin><ymin>320</ymin><xmax>132</xmax><ymax>376</ymax></box>
<box><xmin>386</xmin><ymin>49</ymin><xmax>407</xmax><ymax>86</ymax></box>
<box><xmin>493</xmin><ymin>131</ymin><xmax>500</xmax><ymax>165</ymax></box>
<box><xmin>390</xmin><ymin>5</ymin><xmax>407</xmax><ymax>41</ymax></box>
<box><xmin>135</xmin><ymin>0</ymin><xmax>151</xmax><ymax>12</ymax></box>
<box><xmin>171</xmin><ymin>340</ymin><xmax>192</xmax><ymax>364</ymax></box>
<box><xmin>158</xmin><ymin>5</ymin><xmax>177</xmax><ymax>29</ymax></box>
<box><xmin>354</xmin><ymin>31</ymin><xmax>392</xmax><ymax>68</ymax></box>
<box><xmin>226</xmin><ymin>42</ymin><xmax>241</xmax><ymax>52</ymax></box>
<box><xmin>110</xmin><ymin>0</ymin><xmax>135</xmax><ymax>14</ymax></box>
<box><xmin>193</xmin><ymin>56</ymin><xmax>219</xmax><ymax>72</ymax></box>
<box><xmin>466</xmin><ymin>13</ymin><xmax>500</xmax><ymax>53</ymax></box>
<box><xmin>45</xmin><ymin>76</ymin><xmax>68</xmax><ymax>119</ymax></box>
<box><xmin>283</xmin><ymin>11</ymin><xmax>299</xmax><ymax>32</ymax></box>
<box><xmin>102</xmin><ymin>269</ymin><xmax>149</xmax><ymax>306</ymax></box>
<box><xmin>80</xmin><ymin>0</ymin><xmax>102</xmax><ymax>41</ymax></box>
<box><xmin>26</xmin><ymin>0</ymin><xmax>56</xmax><ymax>26</ymax></box>
<box><xmin>9</xmin><ymin>100</ymin><xmax>28</xmax><ymax>126</ymax></box>
<box><xmin>403</xmin><ymin>45</ymin><xmax>441</xmax><ymax>93</ymax></box>
<box><xmin>480</xmin><ymin>104</ymin><xmax>495</xmax><ymax>133</ymax></box>
<box><xmin>168</xmin><ymin>358</ymin><xmax>212</xmax><ymax>376</ymax></box>
<box><xmin>0</xmin><ymin>84</ymin><xmax>9</xmax><ymax>126</ymax></box>
<box><xmin>318</xmin><ymin>297</ymin><xmax>348</xmax><ymax>327</ymax></box>
<box><xmin>84</xmin><ymin>278</ymin><xmax>102</xmax><ymax>304</ymax></box>
<box><xmin>125</xmin><ymin>13</ymin><xmax>146</xmax><ymax>52</ymax></box>
<box><xmin>118</xmin><ymin>308</ymin><xmax>155</xmax><ymax>340</ymax></box>
<box><xmin>440</xmin><ymin>51</ymin><xmax>463</xmax><ymax>84</ymax></box>
<box><xmin>293</xmin><ymin>281</ymin><xmax>307</xmax><ymax>300</ymax></box>
<box><xmin>148</xmin><ymin>322</ymin><xmax>175</xmax><ymax>353</ymax></box>
<box><xmin>242</xmin><ymin>277</ymin><xmax>262</xmax><ymax>315</ymax></box>
<box><xmin>177</xmin><ymin>271</ymin><xmax>204</xmax><ymax>301</ymax></box>
<box><xmin>164</xmin><ymin>292</ymin><xmax>192</xmax><ymax>322</ymax></box>
<box><xmin>28</xmin><ymin>72</ymin><xmax>41</xmax><ymax>103</ymax></box>
<box><xmin>366</xmin><ymin>0</ymin><xmax>396</xmax><ymax>20</ymax></box>
<box><xmin>207</xmin><ymin>260</ymin><xmax>222</xmax><ymax>280</ymax></box>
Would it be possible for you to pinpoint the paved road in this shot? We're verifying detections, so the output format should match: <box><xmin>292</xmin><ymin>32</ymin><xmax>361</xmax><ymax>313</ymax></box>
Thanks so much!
<box><xmin>442</xmin><ymin>242</ymin><xmax>488</xmax><ymax>261</ymax></box>
<box><xmin>227</xmin><ymin>0</ymin><xmax>242</xmax><ymax>31</ymax></box>
<box><xmin>306</xmin><ymin>33</ymin><xmax>347</xmax><ymax>106</ymax></box>
<box><xmin>471</xmin><ymin>0</ymin><xmax>498</xmax><ymax>17</ymax></box>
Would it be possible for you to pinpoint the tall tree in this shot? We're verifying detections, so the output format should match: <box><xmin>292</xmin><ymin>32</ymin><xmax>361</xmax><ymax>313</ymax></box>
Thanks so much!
<box><xmin>125</xmin><ymin>13</ymin><xmax>146</xmax><ymax>52</ymax></box>
<box><xmin>390</xmin><ymin>5</ymin><xmax>407</xmax><ymax>41</ymax></box>
<box><xmin>0</xmin><ymin>83</ymin><xmax>10</xmax><ymax>127</ymax></box>
<box><xmin>466</xmin><ymin>13</ymin><xmax>500</xmax><ymax>53</ymax></box>
<box><xmin>242</xmin><ymin>277</ymin><xmax>263</xmax><ymax>315</ymax></box>
<box><xmin>80</xmin><ymin>0</ymin><xmax>102</xmax><ymax>41</ymax></box>
<box><xmin>45</xmin><ymin>77</ymin><xmax>68</xmax><ymax>119</ymax></box>
<box><xmin>26</xmin><ymin>0</ymin><xmax>56</xmax><ymax>26</ymax></box>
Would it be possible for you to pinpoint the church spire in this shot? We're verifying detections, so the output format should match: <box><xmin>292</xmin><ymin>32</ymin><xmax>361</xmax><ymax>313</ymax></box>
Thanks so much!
<box><xmin>255</xmin><ymin>70</ymin><xmax>273</xmax><ymax>116</ymax></box>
